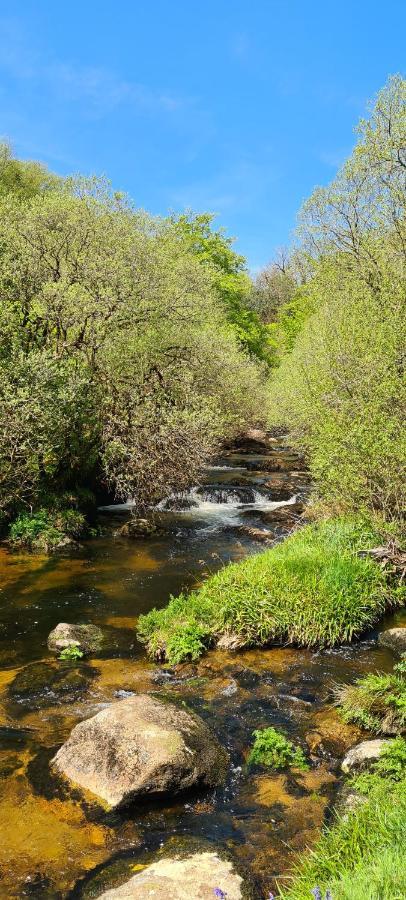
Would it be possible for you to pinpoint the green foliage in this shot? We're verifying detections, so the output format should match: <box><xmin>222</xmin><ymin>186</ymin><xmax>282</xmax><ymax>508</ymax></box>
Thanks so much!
<box><xmin>248</xmin><ymin>727</ymin><xmax>308</xmax><ymax>770</ymax></box>
<box><xmin>59</xmin><ymin>646</ymin><xmax>84</xmax><ymax>661</ymax></box>
<box><xmin>0</xmin><ymin>141</ymin><xmax>58</xmax><ymax>199</ymax></box>
<box><xmin>0</xmin><ymin>151</ymin><xmax>268</xmax><ymax>531</ymax></box>
<box><xmin>170</xmin><ymin>212</ymin><xmax>272</xmax><ymax>362</ymax></box>
<box><xmin>165</xmin><ymin>624</ymin><xmax>209</xmax><ymax>665</ymax></box>
<box><xmin>281</xmin><ymin>778</ymin><xmax>406</xmax><ymax>899</ymax></box>
<box><xmin>267</xmin><ymin>76</ymin><xmax>406</xmax><ymax>524</ymax></box>
<box><xmin>337</xmin><ymin>667</ymin><xmax>406</xmax><ymax>735</ymax></box>
<box><xmin>9</xmin><ymin>499</ymin><xmax>87</xmax><ymax>551</ymax></box>
<box><xmin>353</xmin><ymin>738</ymin><xmax>406</xmax><ymax>793</ymax></box>
<box><xmin>137</xmin><ymin>517</ymin><xmax>401</xmax><ymax>662</ymax></box>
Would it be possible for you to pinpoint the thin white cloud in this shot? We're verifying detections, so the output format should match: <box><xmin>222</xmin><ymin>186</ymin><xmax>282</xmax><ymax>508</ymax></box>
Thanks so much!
<box><xmin>0</xmin><ymin>16</ymin><xmax>185</xmax><ymax>119</ymax></box>
<box><xmin>168</xmin><ymin>158</ymin><xmax>281</xmax><ymax>217</ymax></box>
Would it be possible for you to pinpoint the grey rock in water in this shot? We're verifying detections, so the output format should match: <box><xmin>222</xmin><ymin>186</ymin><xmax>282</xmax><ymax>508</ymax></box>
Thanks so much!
<box><xmin>96</xmin><ymin>850</ymin><xmax>245</xmax><ymax>899</ymax></box>
<box><xmin>51</xmin><ymin>694</ymin><xmax>228</xmax><ymax>809</ymax></box>
<box><xmin>341</xmin><ymin>738</ymin><xmax>392</xmax><ymax>773</ymax></box>
<box><xmin>48</xmin><ymin>623</ymin><xmax>104</xmax><ymax>654</ymax></box>
<box><xmin>378</xmin><ymin>627</ymin><xmax>406</xmax><ymax>655</ymax></box>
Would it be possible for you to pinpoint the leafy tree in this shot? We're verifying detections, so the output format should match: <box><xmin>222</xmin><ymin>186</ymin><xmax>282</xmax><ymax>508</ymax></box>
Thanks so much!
<box><xmin>0</xmin><ymin>174</ymin><xmax>268</xmax><ymax>524</ymax></box>
<box><xmin>0</xmin><ymin>141</ymin><xmax>58</xmax><ymax>199</ymax></box>
<box><xmin>268</xmin><ymin>75</ymin><xmax>406</xmax><ymax>522</ymax></box>
<box><xmin>168</xmin><ymin>212</ymin><xmax>272</xmax><ymax>362</ymax></box>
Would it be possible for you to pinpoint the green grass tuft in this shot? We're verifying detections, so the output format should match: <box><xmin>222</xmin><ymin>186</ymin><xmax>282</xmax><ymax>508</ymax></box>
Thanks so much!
<box><xmin>336</xmin><ymin>664</ymin><xmax>406</xmax><ymax>735</ymax></box>
<box><xmin>137</xmin><ymin>517</ymin><xmax>404</xmax><ymax>664</ymax></box>
<box><xmin>280</xmin><ymin>778</ymin><xmax>406</xmax><ymax>899</ymax></box>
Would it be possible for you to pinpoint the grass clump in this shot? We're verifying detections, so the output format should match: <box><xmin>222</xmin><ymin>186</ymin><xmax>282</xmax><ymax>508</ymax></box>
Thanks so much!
<box><xmin>281</xmin><ymin>778</ymin><xmax>406</xmax><ymax>899</ymax></box>
<box><xmin>336</xmin><ymin>661</ymin><xmax>406</xmax><ymax>735</ymax></box>
<box><xmin>248</xmin><ymin>727</ymin><xmax>309</xmax><ymax>770</ymax></box>
<box><xmin>138</xmin><ymin>517</ymin><xmax>404</xmax><ymax>664</ymax></box>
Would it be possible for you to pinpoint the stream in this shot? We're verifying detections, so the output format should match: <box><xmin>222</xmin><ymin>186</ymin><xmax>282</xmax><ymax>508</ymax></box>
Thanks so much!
<box><xmin>0</xmin><ymin>434</ymin><xmax>404</xmax><ymax>898</ymax></box>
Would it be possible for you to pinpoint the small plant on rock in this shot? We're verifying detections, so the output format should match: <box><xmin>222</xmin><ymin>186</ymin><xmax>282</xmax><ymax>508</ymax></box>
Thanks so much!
<box><xmin>59</xmin><ymin>645</ymin><xmax>84</xmax><ymax>661</ymax></box>
<box><xmin>248</xmin><ymin>726</ymin><xmax>309</xmax><ymax>770</ymax></box>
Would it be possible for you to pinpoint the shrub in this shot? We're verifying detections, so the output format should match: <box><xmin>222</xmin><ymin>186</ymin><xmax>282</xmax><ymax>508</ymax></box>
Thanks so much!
<box><xmin>9</xmin><ymin>503</ymin><xmax>87</xmax><ymax>552</ymax></box>
<box><xmin>137</xmin><ymin>517</ymin><xmax>403</xmax><ymax>663</ymax></box>
<box><xmin>336</xmin><ymin>665</ymin><xmax>406</xmax><ymax>735</ymax></box>
<box><xmin>248</xmin><ymin>727</ymin><xmax>308</xmax><ymax>770</ymax></box>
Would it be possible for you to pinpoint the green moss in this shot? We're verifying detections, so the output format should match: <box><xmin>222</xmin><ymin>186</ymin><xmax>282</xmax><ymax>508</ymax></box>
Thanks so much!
<box><xmin>138</xmin><ymin>517</ymin><xmax>403</xmax><ymax>664</ymax></box>
<box><xmin>248</xmin><ymin>727</ymin><xmax>309</xmax><ymax>770</ymax></box>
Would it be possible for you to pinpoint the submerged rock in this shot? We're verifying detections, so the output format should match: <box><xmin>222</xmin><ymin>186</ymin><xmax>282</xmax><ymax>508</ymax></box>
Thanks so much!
<box><xmin>97</xmin><ymin>850</ymin><xmax>246</xmax><ymax>899</ymax></box>
<box><xmin>378</xmin><ymin>627</ymin><xmax>406</xmax><ymax>654</ymax></box>
<box><xmin>118</xmin><ymin>518</ymin><xmax>159</xmax><ymax>538</ymax></box>
<box><xmin>341</xmin><ymin>738</ymin><xmax>392</xmax><ymax>773</ymax></box>
<box><xmin>8</xmin><ymin>661</ymin><xmax>95</xmax><ymax>709</ymax></box>
<box><xmin>306</xmin><ymin>707</ymin><xmax>363</xmax><ymax>758</ymax></box>
<box><xmin>236</xmin><ymin>525</ymin><xmax>273</xmax><ymax>543</ymax></box>
<box><xmin>48</xmin><ymin>623</ymin><xmax>104</xmax><ymax>654</ymax></box>
<box><xmin>51</xmin><ymin>694</ymin><xmax>228</xmax><ymax>809</ymax></box>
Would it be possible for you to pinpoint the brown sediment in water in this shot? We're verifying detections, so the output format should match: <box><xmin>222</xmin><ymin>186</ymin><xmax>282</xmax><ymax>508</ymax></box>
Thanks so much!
<box><xmin>0</xmin><ymin>770</ymin><xmax>135</xmax><ymax>897</ymax></box>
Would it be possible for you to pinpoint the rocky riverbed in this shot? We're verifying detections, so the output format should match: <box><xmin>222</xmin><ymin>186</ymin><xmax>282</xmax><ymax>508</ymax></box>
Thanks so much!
<box><xmin>0</xmin><ymin>433</ymin><xmax>404</xmax><ymax>898</ymax></box>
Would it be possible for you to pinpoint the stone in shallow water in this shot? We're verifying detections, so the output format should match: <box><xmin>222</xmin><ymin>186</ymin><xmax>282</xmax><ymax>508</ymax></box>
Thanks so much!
<box><xmin>378</xmin><ymin>627</ymin><xmax>406</xmax><ymax>655</ymax></box>
<box><xmin>51</xmin><ymin>694</ymin><xmax>228</xmax><ymax>809</ymax></box>
<box><xmin>96</xmin><ymin>851</ymin><xmax>245</xmax><ymax>899</ymax></box>
<box><xmin>341</xmin><ymin>738</ymin><xmax>393</xmax><ymax>773</ymax></box>
<box><xmin>8</xmin><ymin>661</ymin><xmax>95</xmax><ymax>709</ymax></box>
<box><xmin>47</xmin><ymin>622</ymin><xmax>104</xmax><ymax>654</ymax></box>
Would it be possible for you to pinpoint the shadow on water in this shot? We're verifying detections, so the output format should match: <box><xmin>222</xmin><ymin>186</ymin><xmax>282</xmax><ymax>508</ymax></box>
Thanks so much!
<box><xmin>0</xmin><ymin>438</ymin><xmax>403</xmax><ymax>897</ymax></box>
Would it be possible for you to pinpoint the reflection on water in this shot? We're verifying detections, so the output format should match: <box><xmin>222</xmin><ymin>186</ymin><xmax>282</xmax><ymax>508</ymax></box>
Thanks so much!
<box><xmin>0</xmin><ymin>441</ymin><xmax>403</xmax><ymax>898</ymax></box>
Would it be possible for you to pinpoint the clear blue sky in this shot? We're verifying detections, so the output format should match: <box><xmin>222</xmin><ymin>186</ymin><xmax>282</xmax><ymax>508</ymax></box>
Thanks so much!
<box><xmin>1</xmin><ymin>2</ymin><xmax>404</xmax><ymax>270</ymax></box>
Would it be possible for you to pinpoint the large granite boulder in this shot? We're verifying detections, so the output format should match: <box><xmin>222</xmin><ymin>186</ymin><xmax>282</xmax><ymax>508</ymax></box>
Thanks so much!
<box><xmin>51</xmin><ymin>694</ymin><xmax>228</xmax><ymax>808</ymax></box>
<box><xmin>97</xmin><ymin>850</ymin><xmax>246</xmax><ymax>899</ymax></box>
<box><xmin>378</xmin><ymin>627</ymin><xmax>406</xmax><ymax>655</ymax></box>
<box><xmin>48</xmin><ymin>623</ymin><xmax>104</xmax><ymax>654</ymax></box>
<box><xmin>341</xmin><ymin>738</ymin><xmax>393</xmax><ymax>773</ymax></box>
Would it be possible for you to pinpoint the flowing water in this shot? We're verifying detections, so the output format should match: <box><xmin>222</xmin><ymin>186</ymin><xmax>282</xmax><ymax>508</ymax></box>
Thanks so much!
<box><xmin>0</xmin><ymin>437</ymin><xmax>403</xmax><ymax>898</ymax></box>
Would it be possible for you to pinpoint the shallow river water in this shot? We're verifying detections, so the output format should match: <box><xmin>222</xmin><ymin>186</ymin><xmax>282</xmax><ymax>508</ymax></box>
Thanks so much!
<box><xmin>0</xmin><ymin>436</ymin><xmax>403</xmax><ymax>898</ymax></box>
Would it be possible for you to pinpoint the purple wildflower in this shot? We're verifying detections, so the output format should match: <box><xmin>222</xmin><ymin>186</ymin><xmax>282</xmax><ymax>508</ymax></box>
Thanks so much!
<box><xmin>213</xmin><ymin>890</ymin><xmax>227</xmax><ymax>899</ymax></box>
<box><xmin>311</xmin><ymin>889</ymin><xmax>322</xmax><ymax>900</ymax></box>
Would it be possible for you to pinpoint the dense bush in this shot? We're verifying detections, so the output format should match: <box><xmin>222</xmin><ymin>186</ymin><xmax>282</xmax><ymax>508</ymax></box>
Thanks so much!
<box><xmin>0</xmin><ymin>156</ymin><xmax>268</xmax><ymax>530</ymax></box>
<box><xmin>137</xmin><ymin>517</ymin><xmax>403</xmax><ymax>662</ymax></box>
